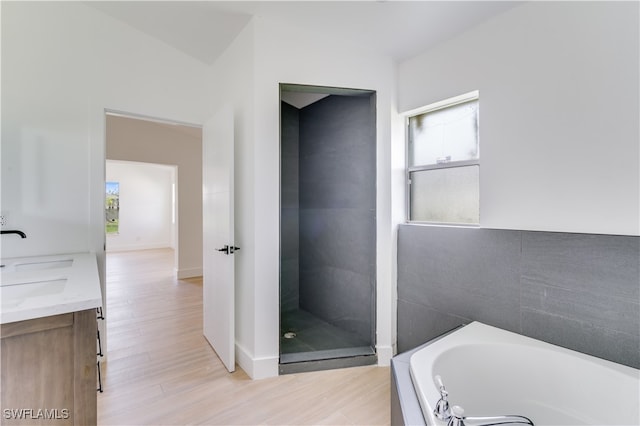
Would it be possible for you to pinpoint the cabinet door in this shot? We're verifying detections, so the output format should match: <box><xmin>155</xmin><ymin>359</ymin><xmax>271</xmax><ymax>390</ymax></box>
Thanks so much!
<box><xmin>0</xmin><ymin>310</ymin><xmax>96</xmax><ymax>425</ymax></box>
<box><xmin>1</xmin><ymin>314</ymin><xmax>74</xmax><ymax>425</ymax></box>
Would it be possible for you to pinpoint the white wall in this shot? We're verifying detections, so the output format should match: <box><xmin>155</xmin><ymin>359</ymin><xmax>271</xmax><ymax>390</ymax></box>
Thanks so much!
<box><xmin>2</xmin><ymin>2</ymin><xmax>92</xmax><ymax>258</ymax></box>
<box><xmin>252</xmin><ymin>17</ymin><xmax>397</xmax><ymax>377</ymax></box>
<box><xmin>1</xmin><ymin>2</ymin><xmax>207</xmax><ymax>257</ymax></box>
<box><xmin>106</xmin><ymin>161</ymin><xmax>175</xmax><ymax>252</ymax></box>
<box><xmin>398</xmin><ymin>1</ymin><xmax>639</xmax><ymax>236</ymax></box>
<box><xmin>1</xmin><ymin>2</ymin><xmax>208</xmax><ymax>355</ymax></box>
<box><xmin>206</xmin><ymin>16</ymin><xmax>399</xmax><ymax>378</ymax></box>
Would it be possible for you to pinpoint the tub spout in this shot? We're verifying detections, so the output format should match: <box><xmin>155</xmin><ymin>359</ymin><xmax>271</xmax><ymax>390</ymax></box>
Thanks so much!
<box><xmin>447</xmin><ymin>406</ymin><xmax>535</xmax><ymax>426</ymax></box>
<box><xmin>463</xmin><ymin>415</ymin><xmax>534</xmax><ymax>426</ymax></box>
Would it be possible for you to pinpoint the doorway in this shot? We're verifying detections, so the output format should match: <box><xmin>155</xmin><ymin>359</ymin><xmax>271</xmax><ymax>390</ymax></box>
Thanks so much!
<box><xmin>105</xmin><ymin>112</ymin><xmax>203</xmax><ymax>278</ymax></box>
<box><xmin>105</xmin><ymin>160</ymin><xmax>177</xmax><ymax>253</ymax></box>
<box><xmin>102</xmin><ymin>112</ymin><xmax>203</xmax><ymax>363</ymax></box>
<box><xmin>279</xmin><ymin>84</ymin><xmax>377</xmax><ymax>373</ymax></box>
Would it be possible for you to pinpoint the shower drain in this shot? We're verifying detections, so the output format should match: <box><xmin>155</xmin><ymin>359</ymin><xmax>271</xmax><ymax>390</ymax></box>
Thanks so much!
<box><xmin>283</xmin><ymin>332</ymin><xmax>297</xmax><ymax>339</ymax></box>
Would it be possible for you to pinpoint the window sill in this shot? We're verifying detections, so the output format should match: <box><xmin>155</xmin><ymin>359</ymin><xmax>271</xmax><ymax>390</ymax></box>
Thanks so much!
<box><xmin>403</xmin><ymin>221</ymin><xmax>480</xmax><ymax>229</ymax></box>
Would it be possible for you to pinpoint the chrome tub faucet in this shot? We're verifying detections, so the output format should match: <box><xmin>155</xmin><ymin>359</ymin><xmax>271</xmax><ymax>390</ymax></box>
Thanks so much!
<box><xmin>448</xmin><ymin>406</ymin><xmax>534</xmax><ymax>426</ymax></box>
<box><xmin>432</xmin><ymin>376</ymin><xmax>534</xmax><ymax>426</ymax></box>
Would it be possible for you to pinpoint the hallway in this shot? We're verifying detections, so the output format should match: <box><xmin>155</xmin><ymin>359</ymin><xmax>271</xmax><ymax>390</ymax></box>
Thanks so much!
<box><xmin>98</xmin><ymin>249</ymin><xmax>389</xmax><ymax>425</ymax></box>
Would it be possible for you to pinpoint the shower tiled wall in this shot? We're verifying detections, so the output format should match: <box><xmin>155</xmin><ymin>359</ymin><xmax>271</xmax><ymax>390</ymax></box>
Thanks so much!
<box><xmin>397</xmin><ymin>225</ymin><xmax>640</xmax><ymax>368</ymax></box>
<box><xmin>280</xmin><ymin>102</ymin><xmax>300</xmax><ymax>312</ymax></box>
<box><xmin>298</xmin><ymin>95</ymin><xmax>376</xmax><ymax>344</ymax></box>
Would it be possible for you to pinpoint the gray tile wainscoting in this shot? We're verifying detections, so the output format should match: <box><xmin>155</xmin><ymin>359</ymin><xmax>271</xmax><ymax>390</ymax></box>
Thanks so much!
<box><xmin>397</xmin><ymin>225</ymin><xmax>640</xmax><ymax>368</ymax></box>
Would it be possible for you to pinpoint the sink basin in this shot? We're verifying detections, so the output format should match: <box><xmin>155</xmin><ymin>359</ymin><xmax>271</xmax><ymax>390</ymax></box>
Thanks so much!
<box><xmin>1</xmin><ymin>279</ymin><xmax>68</xmax><ymax>309</ymax></box>
<box><xmin>13</xmin><ymin>259</ymin><xmax>74</xmax><ymax>272</ymax></box>
<box><xmin>0</xmin><ymin>256</ymin><xmax>74</xmax><ymax>277</ymax></box>
<box><xmin>0</xmin><ymin>252</ymin><xmax>102</xmax><ymax>324</ymax></box>
<box><xmin>0</xmin><ymin>256</ymin><xmax>73</xmax><ymax>308</ymax></box>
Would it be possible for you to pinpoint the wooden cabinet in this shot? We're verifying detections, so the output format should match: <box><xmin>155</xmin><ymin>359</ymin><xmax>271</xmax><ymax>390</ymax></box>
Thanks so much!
<box><xmin>0</xmin><ymin>310</ymin><xmax>96</xmax><ymax>425</ymax></box>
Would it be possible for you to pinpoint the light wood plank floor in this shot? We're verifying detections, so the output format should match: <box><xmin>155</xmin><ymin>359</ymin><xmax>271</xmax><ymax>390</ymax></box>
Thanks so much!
<box><xmin>98</xmin><ymin>249</ymin><xmax>390</xmax><ymax>425</ymax></box>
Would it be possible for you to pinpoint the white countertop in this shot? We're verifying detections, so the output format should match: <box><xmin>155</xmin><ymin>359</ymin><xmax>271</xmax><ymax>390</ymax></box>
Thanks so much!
<box><xmin>0</xmin><ymin>252</ymin><xmax>103</xmax><ymax>324</ymax></box>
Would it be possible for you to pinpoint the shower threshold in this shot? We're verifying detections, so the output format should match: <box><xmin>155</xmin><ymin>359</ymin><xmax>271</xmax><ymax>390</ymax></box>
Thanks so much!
<box><xmin>280</xmin><ymin>345</ymin><xmax>375</xmax><ymax>364</ymax></box>
<box><xmin>279</xmin><ymin>348</ymin><xmax>377</xmax><ymax>375</ymax></box>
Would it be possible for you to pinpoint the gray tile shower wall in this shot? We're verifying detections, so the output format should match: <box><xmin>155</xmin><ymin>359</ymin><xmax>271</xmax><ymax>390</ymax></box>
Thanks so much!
<box><xmin>280</xmin><ymin>101</ymin><xmax>300</xmax><ymax>312</ymax></box>
<box><xmin>298</xmin><ymin>95</ymin><xmax>376</xmax><ymax>344</ymax></box>
<box><xmin>397</xmin><ymin>225</ymin><xmax>640</xmax><ymax>368</ymax></box>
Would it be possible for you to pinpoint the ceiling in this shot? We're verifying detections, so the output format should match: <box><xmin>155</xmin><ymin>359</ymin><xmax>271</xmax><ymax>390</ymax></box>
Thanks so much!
<box><xmin>86</xmin><ymin>1</ymin><xmax>521</xmax><ymax>65</ymax></box>
<box><xmin>281</xmin><ymin>92</ymin><xmax>330</xmax><ymax>109</ymax></box>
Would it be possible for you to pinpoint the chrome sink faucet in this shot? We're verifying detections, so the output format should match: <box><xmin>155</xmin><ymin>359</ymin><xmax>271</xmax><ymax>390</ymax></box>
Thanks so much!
<box><xmin>1</xmin><ymin>230</ymin><xmax>27</xmax><ymax>238</ymax></box>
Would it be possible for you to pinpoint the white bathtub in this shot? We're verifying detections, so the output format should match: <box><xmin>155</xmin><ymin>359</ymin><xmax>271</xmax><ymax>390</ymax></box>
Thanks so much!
<box><xmin>410</xmin><ymin>322</ymin><xmax>639</xmax><ymax>426</ymax></box>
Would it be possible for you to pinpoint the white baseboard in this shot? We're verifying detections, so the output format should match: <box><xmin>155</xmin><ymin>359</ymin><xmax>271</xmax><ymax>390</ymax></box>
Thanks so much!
<box><xmin>176</xmin><ymin>267</ymin><xmax>203</xmax><ymax>279</ymax></box>
<box><xmin>106</xmin><ymin>242</ymin><xmax>173</xmax><ymax>252</ymax></box>
<box><xmin>235</xmin><ymin>343</ymin><xmax>279</xmax><ymax>379</ymax></box>
<box><xmin>235</xmin><ymin>343</ymin><xmax>390</xmax><ymax>377</ymax></box>
<box><xmin>376</xmin><ymin>344</ymin><xmax>394</xmax><ymax>366</ymax></box>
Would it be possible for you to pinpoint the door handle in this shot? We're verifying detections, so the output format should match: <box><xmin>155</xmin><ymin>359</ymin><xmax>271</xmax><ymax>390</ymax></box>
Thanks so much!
<box><xmin>217</xmin><ymin>245</ymin><xmax>240</xmax><ymax>255</ymax></box>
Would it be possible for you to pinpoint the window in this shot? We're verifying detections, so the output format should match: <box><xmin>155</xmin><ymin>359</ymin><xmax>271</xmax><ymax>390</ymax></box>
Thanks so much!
<box><xmin>406</xmin><ymin>91</ymin><xmax>479</xmax><ymax>224</ymax></box>
<box><xmin>105</xmin><ymin>181</ymin><xmax>120</xmax><ymax>234</ymax></box>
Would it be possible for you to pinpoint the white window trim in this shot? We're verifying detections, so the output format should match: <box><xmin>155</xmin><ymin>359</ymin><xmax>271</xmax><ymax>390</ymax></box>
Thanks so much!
<box><xmin>404</xmin><ymin>90</ymin><xmax>480</xmax><ymax>225</ymax></box>
<box><xmin>403</xmin><ymin>90</ymin><xmax>479</xmax><ymax>118</ymax></box>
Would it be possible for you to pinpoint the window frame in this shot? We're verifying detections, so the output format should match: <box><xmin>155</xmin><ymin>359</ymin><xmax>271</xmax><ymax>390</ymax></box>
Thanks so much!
<box><xmin>404</xmin><ymin>90</ymin><xmax>480</xmax><ymax>225</ymax></box>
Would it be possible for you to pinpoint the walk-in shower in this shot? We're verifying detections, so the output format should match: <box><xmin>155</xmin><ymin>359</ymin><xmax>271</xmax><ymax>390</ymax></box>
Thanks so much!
<box><xmin>279</xmin><ymin>83</ymin><xmax>377</xmax><ymax>373</ymax></box>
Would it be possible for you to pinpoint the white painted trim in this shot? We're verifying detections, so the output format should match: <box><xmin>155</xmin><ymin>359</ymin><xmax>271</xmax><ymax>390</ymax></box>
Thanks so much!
<box><xmin>402</xmin><ymin>90</ymin><xmax>479</xmax><ymax>117</ymax></box>
<box><xmin>235</xmin><ymin>342</ymin><xmax>252</xmax><ymax>376</ymax></box>
<box><xmin>176</xmin><ymin>267</ymin><xmax>203</xmax><ymax>279</ymax></box>
<box><xmin>376</xmin><ymin>344</ymin><xmax>394</xmax><ymax>367</ymax></box>
<box><xmin>105</xmin><ymin>109</ymin><xmax>201</xmax><ymax>129</ymax></box>
<box><xmin>106</xmin><ymin>243</ymin><xmax>173</xmax><ymax>252</ymax></box>
<box><xmin>235</xmin><ymin>342</ymin><xmax>279</xmax><ymax>379</ymax></box>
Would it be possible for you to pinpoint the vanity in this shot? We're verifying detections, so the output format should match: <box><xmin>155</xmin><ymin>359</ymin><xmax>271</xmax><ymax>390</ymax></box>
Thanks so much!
<box><xmin>0</xmin><ymin>253</ymin><xmax>102</xmax><ymax>425</ymax></box>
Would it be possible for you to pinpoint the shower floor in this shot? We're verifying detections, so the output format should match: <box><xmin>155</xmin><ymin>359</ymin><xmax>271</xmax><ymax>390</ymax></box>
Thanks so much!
<box><xmin>280</xmin><ymin>309</ymin><xmax>375</xmax><ymax>364</ymax></box>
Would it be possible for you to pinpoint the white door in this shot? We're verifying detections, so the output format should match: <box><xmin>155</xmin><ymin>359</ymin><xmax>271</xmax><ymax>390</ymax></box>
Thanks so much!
<box><xmin>202</xmin><ymin>105</ymin><xmax>236</xmax><ymax>372</ymax></box>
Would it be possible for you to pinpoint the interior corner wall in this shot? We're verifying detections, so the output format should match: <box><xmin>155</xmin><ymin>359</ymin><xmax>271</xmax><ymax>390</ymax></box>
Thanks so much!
<box><xmin>106</xmin><ymin>116</ymin><xmax>202</xmax><ymax>278</ymax></box>
<box><xmin>105</xmin><ymin>161</ymin><xmax>175</xmax><ymax>252</ymax></box>
<box><xmin>398</xmin><ymin>1</ymin><xmax>639</xmax><ymax>236</ymax></box>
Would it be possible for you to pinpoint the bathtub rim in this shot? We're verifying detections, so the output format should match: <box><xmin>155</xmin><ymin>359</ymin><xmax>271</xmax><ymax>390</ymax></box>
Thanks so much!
<box><xmin>390</xmin><ymin>325</ymin><xmax>463</xmax><ymax>426</ymax></box>
<box><xmin>409</xmin><ymin>321</ymin><xmax>640</xmax><ymax>426</ymax></box>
